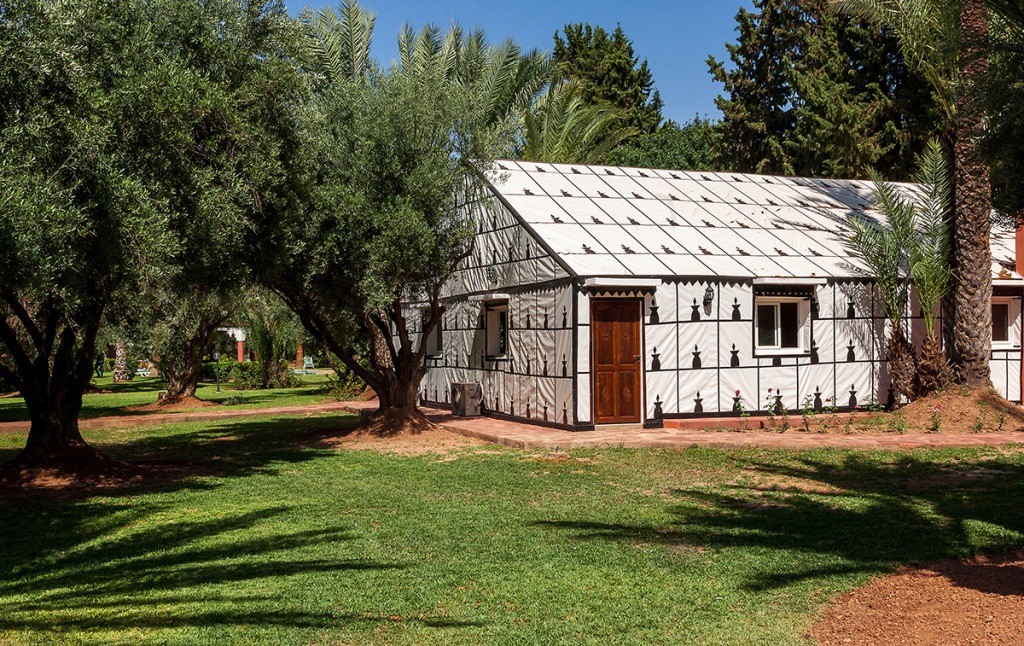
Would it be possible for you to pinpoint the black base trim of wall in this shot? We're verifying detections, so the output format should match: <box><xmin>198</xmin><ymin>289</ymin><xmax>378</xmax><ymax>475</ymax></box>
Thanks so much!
<box><xmin>421</xmin><ymin>401</ymin><xmax>593</xmax><ymax>432</ymax></box>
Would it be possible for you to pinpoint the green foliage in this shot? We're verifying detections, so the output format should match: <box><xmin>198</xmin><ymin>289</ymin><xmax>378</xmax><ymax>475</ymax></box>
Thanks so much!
<box><xmin>520</xmin><ymin>80</ymin><xmax>636</xmax><ymax>164</ymax></box>
<box><xmin>553</xmin><ymin>23</ymin><xmax>663</xmax><ymax>134</ymax></box>
<box><xmin>603</xmin><ymin>117</ymin><xmax>727</xmax><ymax>171</ymax></box>
<box><xmin>908</xmin><ymin>140</ymin><xmax>954</xmax><ymax>338</ymax></box>
<box><xmin>268</xmin><ymin>5</ymin><xmax>541</xmax><ymax>408</ymax></box>
<box><xmin>0</xmin><ymin>0</ymin><xmax>307</xmax><ymax>452</ymax></box>
<box><xmin>710</xmin><ymin>0</ymin><xmax>941</xmax><ymax>178</ymax></box>
<box><xmin>832</xmin><ymin>0</ymin><xmax>960</xmax><ymax>120</ymax></box>
<box><xmin>243</xmin><ymin>291</ymin><xmax>302</xmax><ymax>390</ymax></box>
<box><xmin>847</xmin><ymin>139</ymin><xmax>952</xmax><ymax>336</ymax></box>
<box><xmin>987</xmin><ymin>11</ymin><xmax>1024</xmax><ymax>220</ymax></box>
<box><xmin>229</xmin><ymin>361</ymin><xmax>297</xmax><ymax>390</ymax></box>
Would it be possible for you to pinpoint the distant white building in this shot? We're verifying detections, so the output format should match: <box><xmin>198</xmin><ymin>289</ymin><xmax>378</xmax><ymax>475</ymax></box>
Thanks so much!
<box><xmin>404</xmin><ymin>160</ymin><xmax>1023</xmax><ymax>429</ymax></box>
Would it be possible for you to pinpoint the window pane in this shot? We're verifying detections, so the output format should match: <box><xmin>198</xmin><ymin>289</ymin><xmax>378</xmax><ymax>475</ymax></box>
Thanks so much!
<box><xmin>498</xmin><ymin>311</ymin><xmax>507</xmax><ymax>354</ymax></box>
<box><xmin>757</xmin><ymin>304</ymin><xmax>777</xmax><ymax>347</ymax></box>
<box><xmin>780</xmin><ymin>302</ymin><xmax>799</xmax><ymax>348</ymax></box>
<box><xmin>993</xmin><ymin>303</ymin><xmax>1010</xmax><ymax>342</ymax></box>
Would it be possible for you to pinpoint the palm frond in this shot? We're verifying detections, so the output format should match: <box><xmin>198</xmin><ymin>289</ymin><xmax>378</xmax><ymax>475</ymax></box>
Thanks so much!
<box><xmin>521</xmin><ymin>81</ymin><xmax>637</xmax><ymax>164</ymax></box>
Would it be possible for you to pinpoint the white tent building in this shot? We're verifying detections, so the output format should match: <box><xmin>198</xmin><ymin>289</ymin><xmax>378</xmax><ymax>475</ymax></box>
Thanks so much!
<box><xmin>407</xmin><ymin>160</ymin><xmax>1024</xmax><ymax>429</ymax></box>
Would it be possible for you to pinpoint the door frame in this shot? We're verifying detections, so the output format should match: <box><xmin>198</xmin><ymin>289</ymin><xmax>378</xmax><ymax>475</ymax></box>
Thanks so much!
<box><xmin>589</xmin><ymin>297</ymin><xmax>645</xmax><ymax>425</ymax></box>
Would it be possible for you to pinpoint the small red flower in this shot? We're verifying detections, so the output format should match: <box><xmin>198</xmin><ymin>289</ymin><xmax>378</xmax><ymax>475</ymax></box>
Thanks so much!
<box><xmin>735</xmin><ymin>389</ymin><xmax>740</xmax><ymax>396</ymax></box>
<box><xmin>768</xmin><ymin>388</ymin><xmax>773</xmax><ymax>393</ymax></box>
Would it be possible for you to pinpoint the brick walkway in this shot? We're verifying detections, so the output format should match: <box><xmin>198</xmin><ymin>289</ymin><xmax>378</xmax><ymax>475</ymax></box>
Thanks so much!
<box><xmin>343</xmin><ymin>402</ymin><xmax>1024</xmax><ymax>451</ymax></box>
<box><xmin>0</xmin><ymin>401</ymin><xmax>355</xmax><ymax>434</ymax></box>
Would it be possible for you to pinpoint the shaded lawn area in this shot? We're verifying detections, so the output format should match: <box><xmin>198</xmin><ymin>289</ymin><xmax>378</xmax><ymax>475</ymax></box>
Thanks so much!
<box><xmin>0</xmin><ymin>373</ymin><xmax>334</xmax><ymax>422</ymax></box>
<box><xmin>1</xmin><ymin>416</ymin><xmax>1024</xmax><ymax>644</ymax></box>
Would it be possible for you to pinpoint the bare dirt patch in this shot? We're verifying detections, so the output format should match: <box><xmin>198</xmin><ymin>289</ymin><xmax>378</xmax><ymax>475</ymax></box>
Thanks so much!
<box><xmin>303</xmin><ymin>409</ymin><xmax>485</xmax><ymax>456</ymax></box>
<box><xmin>811</xmin><ymin>551</ymin><xmax>1024</xmax><ymax>645</ymax></box>
<box><xmin>894</xmin><ymin>388</ymin><xmax>1024</xmax><ymax>433</ymax></box>
<box><xmin>124</xmin><ymin>395</ymin><xmax>219</xmax><ymax>413</ymax></box>
<box><xmin>0</xmin><ymin>446</ymin><xmax>145</xmax><ymax>496</ymax></box>
<box><xmin>741</xmin><ymin>388</ymin><xmax>1024</xmax><ymax>435</ymax></box>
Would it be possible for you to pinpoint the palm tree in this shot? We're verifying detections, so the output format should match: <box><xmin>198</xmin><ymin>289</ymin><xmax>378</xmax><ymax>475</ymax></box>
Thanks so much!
<box><xmin>843</xmin><ymin>174</ymin><xmax>919</xmax><ymax>401</ymax></box>
<box><xmin>832</xmin><ymin>0</ymin><xmax>995</xmax><ymax>388</ymax></box>
<box><xmin>846</xmin><ymin>139</ymin><xmax>954</xmax><ymax>400</ymax></box>
<box><xmin>520</xmin><ymin>80</ymin><xmax>637</xmax><ymax>164</ymax></box>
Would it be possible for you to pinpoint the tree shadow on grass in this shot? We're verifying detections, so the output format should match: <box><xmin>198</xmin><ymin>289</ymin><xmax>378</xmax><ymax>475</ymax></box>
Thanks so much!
<box><xmin>534</xmin><ymin>451</ymin><xmax>1024</xmax><ymax>594</ymax></box>
<box><xmin>0</xmin><ymin>413</ymin><xmax>361</xmax><ymax>498</ymax></box>
<box><xmin>0</xmin><ymin>416</ymin><xmax>490</xmax><ymax>637</ymax></box>
<box><xmin>0</xmin><ymin>503</ymin><xmax>409</xmax><ymax>634</ymax></box>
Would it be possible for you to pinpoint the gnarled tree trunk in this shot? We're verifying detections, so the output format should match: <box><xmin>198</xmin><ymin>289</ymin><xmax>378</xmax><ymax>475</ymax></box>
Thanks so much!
<box><xmin>951</xmin><ymin>0</ymin><xmax>992</xmax><ymax>388</ymax></box>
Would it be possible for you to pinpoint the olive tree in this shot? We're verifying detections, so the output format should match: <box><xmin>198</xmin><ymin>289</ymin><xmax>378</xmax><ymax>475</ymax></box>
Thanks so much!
<box><xmin>263</xmin><ymin>4</ymin><xmax>544</xmax><ymax>424</ymax></box>
<box><xmin>0</xmin><ymin>0</ymin><xmax>305</xmax><ymax>468</ymax></box>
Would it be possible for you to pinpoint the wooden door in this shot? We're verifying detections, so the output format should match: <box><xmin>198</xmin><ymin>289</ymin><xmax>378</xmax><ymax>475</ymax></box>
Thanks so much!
<box><xmin>592</xmin><ymin>299</ymin><xmax>642</xmax><ymax>424</ymax></box>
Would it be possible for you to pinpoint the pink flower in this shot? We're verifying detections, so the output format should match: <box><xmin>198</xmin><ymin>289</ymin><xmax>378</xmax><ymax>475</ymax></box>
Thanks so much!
<box><xmin>735</xmin><ymin>389</ymin><xmax>740</xmax><ymax>396</ymax></box>
<box><xmin>768</xmin><ymin>388</ymin><xmax>773</xmax><ymax>393</ymax></box>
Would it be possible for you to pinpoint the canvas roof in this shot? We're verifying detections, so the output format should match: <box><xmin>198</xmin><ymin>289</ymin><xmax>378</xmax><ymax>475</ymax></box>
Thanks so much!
<box><xmin>488</xmin><ymin>159</ymin><xmax>1022</xmax><ymax>282</ymax></box>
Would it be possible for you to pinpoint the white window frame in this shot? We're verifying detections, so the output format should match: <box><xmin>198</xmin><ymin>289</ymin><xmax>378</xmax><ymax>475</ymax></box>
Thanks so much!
<box><xmin>991</xmin><ymin>296</ymin><xmax>1022</xmax><ymax>350</ymax></box>
<box><xmin>754</xmin><ymin>296</ymin><xmax>812</xmax><ymax>356</ymax></box>
<box><xmin>485</xmin><ymin>303</ymin><xmax>508</xmax><ymax>358</ymax></box>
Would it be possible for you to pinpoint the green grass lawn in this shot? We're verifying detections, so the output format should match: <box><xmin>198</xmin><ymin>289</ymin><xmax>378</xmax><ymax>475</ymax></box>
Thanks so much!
<box><xmin>1</xmin><ymin>416</ymin><xmax>1023</xmax><ymax>644</ymax></box>
<box><xmin>0</xmin><ymin>373</ymin><xmax>335</xmax><ymax>423</ymax></box>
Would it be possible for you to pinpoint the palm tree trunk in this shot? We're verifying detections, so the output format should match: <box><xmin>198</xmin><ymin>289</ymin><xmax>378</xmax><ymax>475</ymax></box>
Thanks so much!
<box><xmin>112</xmin><ymin>339</ymin><xmax>132</xmax><ymax>382</ymax></box>
<box><xmin>951</xmin><ymin>0</ymin><xmax>993</xmax><ymax>388</ymax></box>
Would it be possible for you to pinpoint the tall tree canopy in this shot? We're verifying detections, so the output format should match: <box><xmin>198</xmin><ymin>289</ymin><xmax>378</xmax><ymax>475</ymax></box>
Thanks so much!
<box><xmin>0</xmin><ymin>0</ymin><xmax>305</xmax><ymax>467</ymax></box>
<box><xmin>603</xmin><ymin>117</ymin><xmax>727</xmax><ymax>171</ymax></box>
<box><xmin>709</xmin><ymin>0</ymin><xmax>940</xmax><ymax>179</ymax></box>
<box><xmin>553</xmin><ymin>23</ymin><xmax>664</xmax><ymax>135</ymax></box>
<box><xmin>264</xmin><ymin>2</ymin><xmax>542</xmax><ymax>423</ymax></box>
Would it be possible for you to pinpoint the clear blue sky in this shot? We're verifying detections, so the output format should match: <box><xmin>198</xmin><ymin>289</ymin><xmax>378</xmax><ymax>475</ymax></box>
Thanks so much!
<box><xmin>285</xmin><ymin>0</ymin><xmax>753</xmax><ymax>125</ymax></box>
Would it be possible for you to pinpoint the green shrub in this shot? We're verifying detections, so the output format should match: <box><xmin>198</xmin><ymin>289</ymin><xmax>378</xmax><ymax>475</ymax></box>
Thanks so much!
<box><xmin>230</xmin><ymin>360</ymin><xmax>298</xmax><ymax>390</ymax></box>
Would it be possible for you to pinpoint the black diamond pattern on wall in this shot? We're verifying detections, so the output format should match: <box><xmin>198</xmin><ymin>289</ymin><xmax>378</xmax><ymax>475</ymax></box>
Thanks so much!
<box><xmin>649</xmin><ymin>301</ymin><xmax>660</xmax><ymax>324</ymax></box>
<box><xmin>694</xmin><ymin>391</ymin><xmax>704</xmax><ymax>414</ymax></box>
<box><xmin>849</xmin><ymin>386</ymin><xmax>858</xmax><ymax>408</ymax></box>
<box><xmin>732</xmin><ymin>298</ymin><xmax>741</xmax><ymax>321</ymax></box>
<box><xmin>562</xmin><ymin>306</ymin><xmax>568</xmax><ymax>328</ymax></box>
<box><xmin>846</xmin><ymin>341</ymin><xmax>856</xmax><ymax>362</ymax></box>
<box><xmin>543</xmin><ymin>312</ymin><xmax>549</xmax><ymax>329</ymax></box>
<box><xmin>525</xmin><ymin>311</ymin><xmax>531</xmax><ymax>329</ymax></box>
<box><xmin>653</xmin><ymin>395</ymin><xmax>663</xmax><ymax>420</ymax></box>
<box><xmin>691</xmin><ymin>345</ymin><xmax>701</xmax><ymax>369</ymax></box>
<box><xmin>730</xmin><ymin>344</ymin><xmax>740</xmax><ymax>368</ymax></box>
<box><xmin>651</xmin><ymin>347</ymin><xmax>661</xmax><ymax>371</ymax></box>
<box><xmin>847</xmin><ymin>299</ymin><xmax>856</xmax><ymax>319</ymax></box>
<box><xmin>562</xmin><ymin>403</ymin><xmax>568</xmax><ymax>425</ymax></box>
<box><xmin>690</xmin><ymin>298</ymin><xmax>700</xmax><ymax>321</ymax></box>
<box><xmin>810</xmin><ymin>341</ymin><xmax>819</xmax><ymax>364</ymax></box>
<box><xmin>814</xmin><ymin>387</ymin><xmax>823</xmax><ymax>410</ymax></box>
<box><xmin>561</xmin><ymin>354</ymin><xmax>567</xmax><ymax>377</ymax></box>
